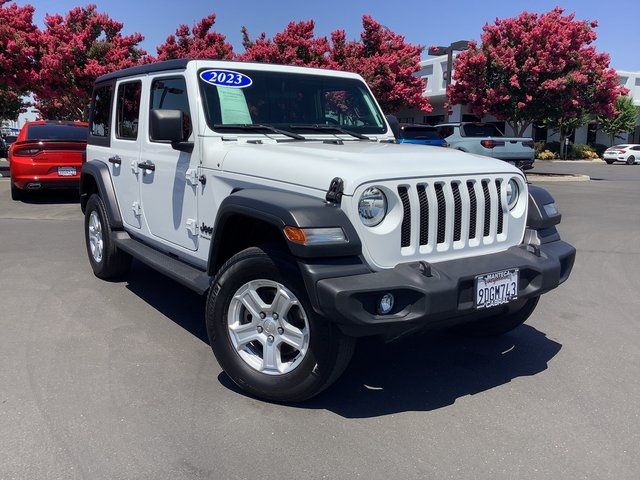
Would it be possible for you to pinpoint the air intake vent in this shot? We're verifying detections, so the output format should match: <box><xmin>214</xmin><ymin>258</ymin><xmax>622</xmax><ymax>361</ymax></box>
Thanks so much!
<box><xmin>482</xmin><ymin>180</ymin><xmax>491</xmax><ymax>237</ymax></box>
<box><xmin>417</xmin><ymin>185</ymin><xmax>429</xmax><ymax>245</ymax></box>
<box><xmin>467</xmin><ymin>181</ymin><xmax>477</xmax><ymax>239</ymax></box>
<box><xmin>398</xmin><ymin>186</ymin><xmax>411</xmax><ymax>248</ymax></box>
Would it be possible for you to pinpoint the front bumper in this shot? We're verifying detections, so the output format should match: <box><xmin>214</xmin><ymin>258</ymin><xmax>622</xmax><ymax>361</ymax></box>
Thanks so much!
<box><xmin>301</xmin><ymin>240</ymin><xmax>575</xmax><ymax>336</ymax></box>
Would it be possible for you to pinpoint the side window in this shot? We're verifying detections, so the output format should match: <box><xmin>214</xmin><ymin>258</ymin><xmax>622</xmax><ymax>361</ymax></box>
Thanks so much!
<box><xmin>115</xmin><ymin>81</ymin><xmax>142</xmax><ymax>140</ymax></box>
<box><xmin>150</xmin><ymin>77</ymin><xmax>192</xmax><ymax>142</ymax></box>
<box><xmin>633</xmin><ymin>146</ymin><xmax>640</xmax><ymax>151</ymax></box>
<box><xmin>89</xmin><ymin>84</ymin><xmax>113</xmax><ymax>139</ymax></box>
<box><xmin>438</xmin><ymin>126</ymin><xmax>454</xmax><ymax>138</ymax></box>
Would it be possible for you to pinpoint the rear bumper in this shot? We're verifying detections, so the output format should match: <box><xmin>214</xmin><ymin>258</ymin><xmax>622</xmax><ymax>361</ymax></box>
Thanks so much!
<box><xmin>10</xmin><ymin>157</ymin><xmax>81</xmax><ymax>189</ymax></box>
<box><xmin>300</xmin><ymin>240</ymin><xmax>575</xmax><ymax>336</ymax></box>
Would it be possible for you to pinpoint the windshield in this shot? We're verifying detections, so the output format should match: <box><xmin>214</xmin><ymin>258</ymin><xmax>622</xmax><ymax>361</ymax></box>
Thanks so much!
<box><xmin>400</xmin><ymin>126</ymin><xmax>441</xmax><ymax>140</ymax></box>
<box><xmin>462</xmin><ymin>124</ymin><xmax>504</xmax><ymax>137</ymax></box>
<box><xmin>26</xmin><ymin>124</ymin><xmax>88</xmax><ymax>142</ymax></box>
<box><xmin>200</xmin><ymin>69</ymin><xmax>386</xmax><ymax>135</ymax></box>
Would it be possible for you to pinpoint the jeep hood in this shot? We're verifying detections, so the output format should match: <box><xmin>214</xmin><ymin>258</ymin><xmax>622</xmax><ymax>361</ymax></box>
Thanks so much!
<box><xmin>218</xmin><ymin>141</ymin><xmax>523</xmax><ymax>195</ymax></box>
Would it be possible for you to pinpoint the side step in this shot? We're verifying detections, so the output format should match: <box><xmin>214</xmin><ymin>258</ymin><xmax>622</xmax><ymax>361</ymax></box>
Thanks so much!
<box><xmin>112</xmin><ymin>232</ymin><xmax>212</xmax><ymax>295</ymax></box>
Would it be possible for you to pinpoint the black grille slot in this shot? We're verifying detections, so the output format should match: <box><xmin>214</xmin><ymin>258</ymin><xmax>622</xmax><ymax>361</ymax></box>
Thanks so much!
<box><xmin>452</xmin><ymin>183</ymin><xmax>462</xmax><ymax>241</ymax></box>
<box><xmin>417</xmin><ymin>185</ymin><xmax>429</xmax><ymax>245</ymax></box>
<box><xmin>482</xmin><ymin>180</ymin><xmax>491</xmax><ymax>237</ymax></box>
<box><xmin>496</xmin><ymin>180</ymin><xmax>504</xmax><ymax>234</ymax></box>
<box><xmin>467</xmin><ymin>181</ymin><xmax>477</xmax><ymax>239</ymax></box>
<box><xmin>435</xmin><ymin>183</ymin><xmax>446</xmax><ymax>244</ymax></box>
<box><xmin>398</xmin><ymin>186</ymin><xmax>411</xmax><ymax>247</ymax></box>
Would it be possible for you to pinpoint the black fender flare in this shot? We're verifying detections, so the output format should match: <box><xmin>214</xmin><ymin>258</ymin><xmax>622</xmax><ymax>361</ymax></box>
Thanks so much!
<box><xmin>80</xmin><ymin>160</ymin><xmax>123</xmax><ymax>229</ymax></box>
<box><xmin>207</xmin><ymin>188</ymin><xmax>362</xmax><ymax>276</ymax></box>
<box><xmin>527</xmin><ymin>185</ymin><xmax>561</xmax><ymax>230</ymax></box>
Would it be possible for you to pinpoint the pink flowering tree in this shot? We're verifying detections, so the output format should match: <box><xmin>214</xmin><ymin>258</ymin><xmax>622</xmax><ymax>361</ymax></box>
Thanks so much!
<box><xmin>156</xmin><ymin>13</ymin><xmax>234</xmax><ymax>61</ymax></box>
<box><xmin>241</xmin><ymin>16</ymin><xmax>431</xmax><ymax>114</ymax></box>
<box><xmin>448</xmin><ymin>7</ymin><xmax>626</xmax><ymax>148</ymax></box>
<box><xmin>0</xmin><ymin>0</ymin><xmax>39</xmax><ymax>121</ymax></box>
<box><xmin>34</xmin><ymin>4</ymin><xmax>146</xmax><ymax>120</ymax></box>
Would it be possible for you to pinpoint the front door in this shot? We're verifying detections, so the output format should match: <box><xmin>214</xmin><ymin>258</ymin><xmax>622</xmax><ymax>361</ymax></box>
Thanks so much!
<box><xmin>139</xmin><ymin>75</ymin><xmax>198</xmax><ymax>251</ymax></box>
<box><xmin>110</xmin><ymin>79</ymin><xmax>143</xmax><ymax>229</ymax></box>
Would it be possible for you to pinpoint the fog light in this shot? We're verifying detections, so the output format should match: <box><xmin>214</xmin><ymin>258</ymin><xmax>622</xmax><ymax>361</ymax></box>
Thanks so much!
<box><xmin>378</xmin><ymin>293</ymin><xmax>394</xmax><ymax>315</ymax></box>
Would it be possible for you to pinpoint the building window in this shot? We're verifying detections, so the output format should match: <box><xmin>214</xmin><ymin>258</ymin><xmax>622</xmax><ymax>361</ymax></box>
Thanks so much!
<box><xmin>618</xmin><ymin>76</ymin><xmax>628</xmax><ymax>85</ymax></box>
<box><xmin>587</xmin><ymin>123</ymin><xmax>598</xmax><ymax>145</ymax></box>
<box><xmin>635</xmin><ymin>77</ymin><xmax>640</xmax><ymax>87</ymax></box>
<box><xmin>533</xmin><ymin>123</ymin><xmax>547</xmax><ymax>142</ymax></box>
<box><xmin>462</xmin><ymin>114</ymin><xmax>481</xmax><ymax>123</ymax></box>
<box><xmin>423</xmin><ymin>115</ymin><xmax>444</xmax><ymax>126</ymax></box>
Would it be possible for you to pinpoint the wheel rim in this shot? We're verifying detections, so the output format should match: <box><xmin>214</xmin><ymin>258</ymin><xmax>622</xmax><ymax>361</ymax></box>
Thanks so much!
<box><xmin>88</xmin><ymin>210</ymin><xmax>104</xmax><ymax>263</ymax></box>
<box><xmin>227</xmin><ymin>279</ymin><xmax>310</xmax><ymax>375</ymax></box>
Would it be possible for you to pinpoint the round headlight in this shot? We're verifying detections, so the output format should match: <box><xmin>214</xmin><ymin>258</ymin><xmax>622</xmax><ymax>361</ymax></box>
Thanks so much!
<box><xmin>506</xmin><ymin>179</ymin><xmax>520</xmax><ymax>210</ymax></box>
<box><xmin>358</xmin><ymin>187</ymin><xmax>387</xmax><ymax>227</ymax></box>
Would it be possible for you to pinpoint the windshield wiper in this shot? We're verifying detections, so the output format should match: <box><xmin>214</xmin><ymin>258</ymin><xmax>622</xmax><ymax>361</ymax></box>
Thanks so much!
<box><xmin>212</xmin><ymin>124</ymin><xmax>306</xmax><ymax>140</ymax></box>
<box><xmin>289</xmin><ymin>124</ymin><xmax>371</xmax><ymax>140</ymax></box>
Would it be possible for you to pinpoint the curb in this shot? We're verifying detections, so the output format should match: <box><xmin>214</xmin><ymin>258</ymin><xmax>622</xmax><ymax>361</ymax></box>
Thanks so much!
<box><xmin>538</xmin><ymin>159</ymin><xmax>604</xmax><ymax>164</ymax></box>
<box><xmin>527</xmin><ymin>173</ymin><xmax>590</xmax><ymax>182</ymax></box>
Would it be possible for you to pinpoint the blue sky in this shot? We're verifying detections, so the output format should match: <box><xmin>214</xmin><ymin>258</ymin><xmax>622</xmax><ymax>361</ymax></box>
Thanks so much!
<box><xmin>19</xmin><ymin>0</ymin><xmax>640</xmax><ymax>70</ymax></box>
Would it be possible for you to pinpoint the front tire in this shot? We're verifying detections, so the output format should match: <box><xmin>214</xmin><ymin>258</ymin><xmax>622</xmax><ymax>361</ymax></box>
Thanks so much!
<box><xmin>626</xmin><ymin>155</ymin><xmax>636</xmax><ymax>165</ymax></box>
<box><xmin>206</xmin><ymin>247</ymin><xmax>355</xmax><ymax>402</ymax></box>
<box><xmin>451</xmin><ymin>297</ymin><xmax>540</xmax><ymax>337</ymax></box>
<box><xmin>84</xmin><ymin>194</ymin><xmax>131</xmax><ymax>280</ymax></box>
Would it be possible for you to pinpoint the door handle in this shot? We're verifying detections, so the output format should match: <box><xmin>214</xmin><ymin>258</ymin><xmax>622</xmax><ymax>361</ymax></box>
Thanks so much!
<box><xmin>137</xmin><ymin>160</ymin><xmax>155</xmax><ymax>172</ymax></box>
<box><xmin>108</xmin><ymin>155</ymin><xmax>121</xmax><ymax>165</ymax></box>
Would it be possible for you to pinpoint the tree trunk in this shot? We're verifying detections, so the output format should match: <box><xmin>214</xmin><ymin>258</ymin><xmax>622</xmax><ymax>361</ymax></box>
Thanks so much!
<box><xmin>507</xmin><ymin>121</ymin><xmax>531</xmax><ymax>138</ymax></box>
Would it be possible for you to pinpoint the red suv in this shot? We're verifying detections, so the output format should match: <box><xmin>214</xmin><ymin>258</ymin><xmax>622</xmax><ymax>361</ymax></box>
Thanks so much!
<box><xmin>8</xmin><ymin>120</ymin><xmax>88</xmax><ymax>200</ymax></box>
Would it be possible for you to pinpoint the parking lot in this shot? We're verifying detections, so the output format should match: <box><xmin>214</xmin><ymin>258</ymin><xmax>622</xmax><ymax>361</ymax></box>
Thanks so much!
<box><xmin>0</xmin><ymin>161</ymin><xmax>638</xmax><ymax>479</ymax></box>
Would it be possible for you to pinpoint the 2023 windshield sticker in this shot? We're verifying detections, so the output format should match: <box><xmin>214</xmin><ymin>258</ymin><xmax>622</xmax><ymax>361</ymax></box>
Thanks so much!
<box><xmin>200</xmin><ymin>70</ymin><xmax>253</xmax><ymax>88</ymax></box>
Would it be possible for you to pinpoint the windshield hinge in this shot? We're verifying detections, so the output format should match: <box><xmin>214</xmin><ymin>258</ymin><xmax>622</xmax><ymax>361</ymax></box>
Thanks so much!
<box><xmin>325</xmin><ymin>177</ymin><xmax>344</xmax><ymax>205</ymax></box>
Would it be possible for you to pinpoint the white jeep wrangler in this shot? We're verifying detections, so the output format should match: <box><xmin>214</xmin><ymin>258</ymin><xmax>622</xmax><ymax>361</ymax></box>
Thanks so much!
<box><xmin>81</xmin><ymin>60</ymin><xmax>575</xmax><ymax>402</ymax></box>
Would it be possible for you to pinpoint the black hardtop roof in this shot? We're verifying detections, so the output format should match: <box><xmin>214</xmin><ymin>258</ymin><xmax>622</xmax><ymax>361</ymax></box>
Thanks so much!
<box><xmin>96</xmin><ymin>59</ymin><xmax>190</xmax><ymax>84</ymax></box>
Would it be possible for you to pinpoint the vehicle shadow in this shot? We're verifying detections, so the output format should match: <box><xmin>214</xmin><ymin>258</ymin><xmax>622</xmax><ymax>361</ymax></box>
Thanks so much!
<box><xmin>19</xmin><ymin>190</ymin><xmax>80</xmax><ymax>205</ymax></box>
<box><xmin>123</xmin><ymin>262</ymin><xmax>562</xmax><ymax>418</ymax></box>
<box><xmin>301</xmin><ymin>325</ymin><xmax>561</xmax><ymax>418</ymax></box>
<box><xmin>124</xmin><ymin>261</ymin><xmax>209</xmax><ymax>343</ymax></box>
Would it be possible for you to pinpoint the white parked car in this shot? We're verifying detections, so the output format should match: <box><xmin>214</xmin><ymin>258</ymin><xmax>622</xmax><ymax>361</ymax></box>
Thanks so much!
<box><xmin>603</xmin><ymin>144</ymin><xmax>640</xmax><ymax>165</ymax></box>
<box><xmin>80</xmin><ymin>60</ymin><xmax>575</xmax><ymax>402</ymax></box>
<box><xmin>436</xmin><ymin>122</ymin><xmax>535</xmax><ymax>170</ymax></box>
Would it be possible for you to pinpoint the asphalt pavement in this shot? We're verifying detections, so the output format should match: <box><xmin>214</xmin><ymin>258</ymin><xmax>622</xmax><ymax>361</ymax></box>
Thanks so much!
<box><xmin>0</xmin><ymin>161</ymin><xmax>639</xmax><ymax>479</ymax></box>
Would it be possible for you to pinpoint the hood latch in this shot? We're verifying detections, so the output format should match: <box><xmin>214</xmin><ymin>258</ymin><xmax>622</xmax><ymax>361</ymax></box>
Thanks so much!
<box><xmin>325</xmin><ymin>177</ymin><xmax>344</xmax><ymax>205</ymax></box>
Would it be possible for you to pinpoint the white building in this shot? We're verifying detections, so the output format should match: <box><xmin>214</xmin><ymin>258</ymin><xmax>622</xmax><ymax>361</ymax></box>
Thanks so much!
<box><xmin>396</xmin><ymin>54</ymin><xmax>640</xmax><ymax>146</ymax></box>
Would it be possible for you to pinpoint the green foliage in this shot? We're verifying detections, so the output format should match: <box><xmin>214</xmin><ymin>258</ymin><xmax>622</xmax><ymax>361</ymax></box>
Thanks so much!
<box><xmin>597</xmin><ymin>96</ymin><xmax>638</xmax><ymax>144</ymax></box>
<box><xmin>568</xmin><ymin>143</ymin><xmax>598</xmax><ymax>159</ymax></box>
<box><xmin>536</xmin><ymin>150</ymin><xmax>556</xmax><ymax>160</ymax></box>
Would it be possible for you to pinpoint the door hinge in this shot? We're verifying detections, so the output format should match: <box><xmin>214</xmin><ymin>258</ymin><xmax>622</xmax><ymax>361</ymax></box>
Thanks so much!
<box><xmin>132</xmin><ymin>201</ymin><xmax>142</xmax><ymax>217</ymax></box>
<box><xmin>186</xmin><ymin>168</ymin><xmax>199</xmax><ymax>186</ymax></box>
<box><xmin>186</xmin><ymin>218</ymin><xmax>199</xmax><ymax>236</ymax></box>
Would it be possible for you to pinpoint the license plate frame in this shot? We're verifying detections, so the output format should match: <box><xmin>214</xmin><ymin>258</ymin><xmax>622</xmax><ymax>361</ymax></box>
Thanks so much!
<box><xmin>57</xmin><ymin>166</ymin><xmax>77</xmax><ymax>177</ymax></box>
<box><xmin>475</xmin><ymin>269</ymin><xmax>519</xmax><ymax>310</ymax></box>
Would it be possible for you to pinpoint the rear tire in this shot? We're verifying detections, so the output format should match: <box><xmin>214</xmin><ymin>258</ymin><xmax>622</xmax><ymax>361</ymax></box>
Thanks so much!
<box><xmin>84</xmin><ymin>194</ymin><xmax>131</xmax><ymax>280</ymax></box>
<box><xmin>451</xmin><ymin>297</ymin><xmax>540</xmax><ymax>337</ymax></box>
<box><xmin>10</xmin><ymin>182</ymin><xmax>23</xmax><ymax>201</ymax></box>
<box><xmin>206</xmin><ymin>246</ymin><xmax>355</xmax><ymax>402</ymax></box>
<box><xmin>626</xmin><ymin>155</ymin><xmax>636</xmax><ymax>165</ymax></box>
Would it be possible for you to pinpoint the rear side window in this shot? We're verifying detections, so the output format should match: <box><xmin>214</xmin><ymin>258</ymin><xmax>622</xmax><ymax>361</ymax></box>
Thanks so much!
<box><xmin>150</xmin><ymin>77</ymin><xmax>192</xmax><ymax>142</ymax></box>
<box><xmin>437</xmin><ymin>126</ymin><xmax>454</xmax><ymax>138</ymax></box>
<box><xmin>115</xmin><ymin>81</ymin><xmax>142</xmax><ymax>140</ymax></box>
<box><xmin>90</xmin><ymin>84</ymin><xmax>113</xmax><ymax>139</ymax></box>
<box><xmin>400</xmin><ymin>127</ymin><xmax>441</xmax><ymax>140</ymax></box>
<box><xmin>462</xmin><ymin>124</ymin><xmax>504</xmax><ymax>137</ymax></box>
<box><xmin>26</xmin><ymin>124</ymin><xmax>88</xmax><ymax>141</ymax></box>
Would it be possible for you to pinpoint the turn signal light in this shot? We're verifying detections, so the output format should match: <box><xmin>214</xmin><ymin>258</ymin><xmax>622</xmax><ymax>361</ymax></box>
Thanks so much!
<box><xmin>283</xmin><ymin>226</ymin><xmax>307</xmax><ymax>244</ymax></box>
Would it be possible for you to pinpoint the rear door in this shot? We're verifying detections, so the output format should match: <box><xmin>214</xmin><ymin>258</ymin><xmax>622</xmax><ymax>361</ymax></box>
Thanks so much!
<box><xmin>109</xmin><ymin>79</ymin><xmax>144</xmax><ymax>228</ymax></box>
<box><xmin>139</xmin><ymin>75</ymin><xmax>198</xmax><ymax>251</ymax></box>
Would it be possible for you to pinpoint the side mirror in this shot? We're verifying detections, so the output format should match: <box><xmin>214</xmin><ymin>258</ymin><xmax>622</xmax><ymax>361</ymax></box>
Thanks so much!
<box><xmin>150</xmin><ymin>109</ymin><xmax>194</xmax><ymax>153</ymax></box>
<box><xmin>150</xmin><ymin>109</ymin><xmax>184</xmax><ymax>143</ymax></box>
<box><xmin>386</xmin><ymin>114</ymin><xmax>401</xmax><ymax>140</ymax></box>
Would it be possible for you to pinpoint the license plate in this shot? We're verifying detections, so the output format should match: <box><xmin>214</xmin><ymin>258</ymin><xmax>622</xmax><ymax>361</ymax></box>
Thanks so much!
<box><xmin>475</xmin><ymin>269</ymin><xmax>519</xmax><ymax>309</ymax></box>
<box><xmin>57</xmin><ymin>167</ymin><xmax>76</xmax><ymax>177</ymax></box>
